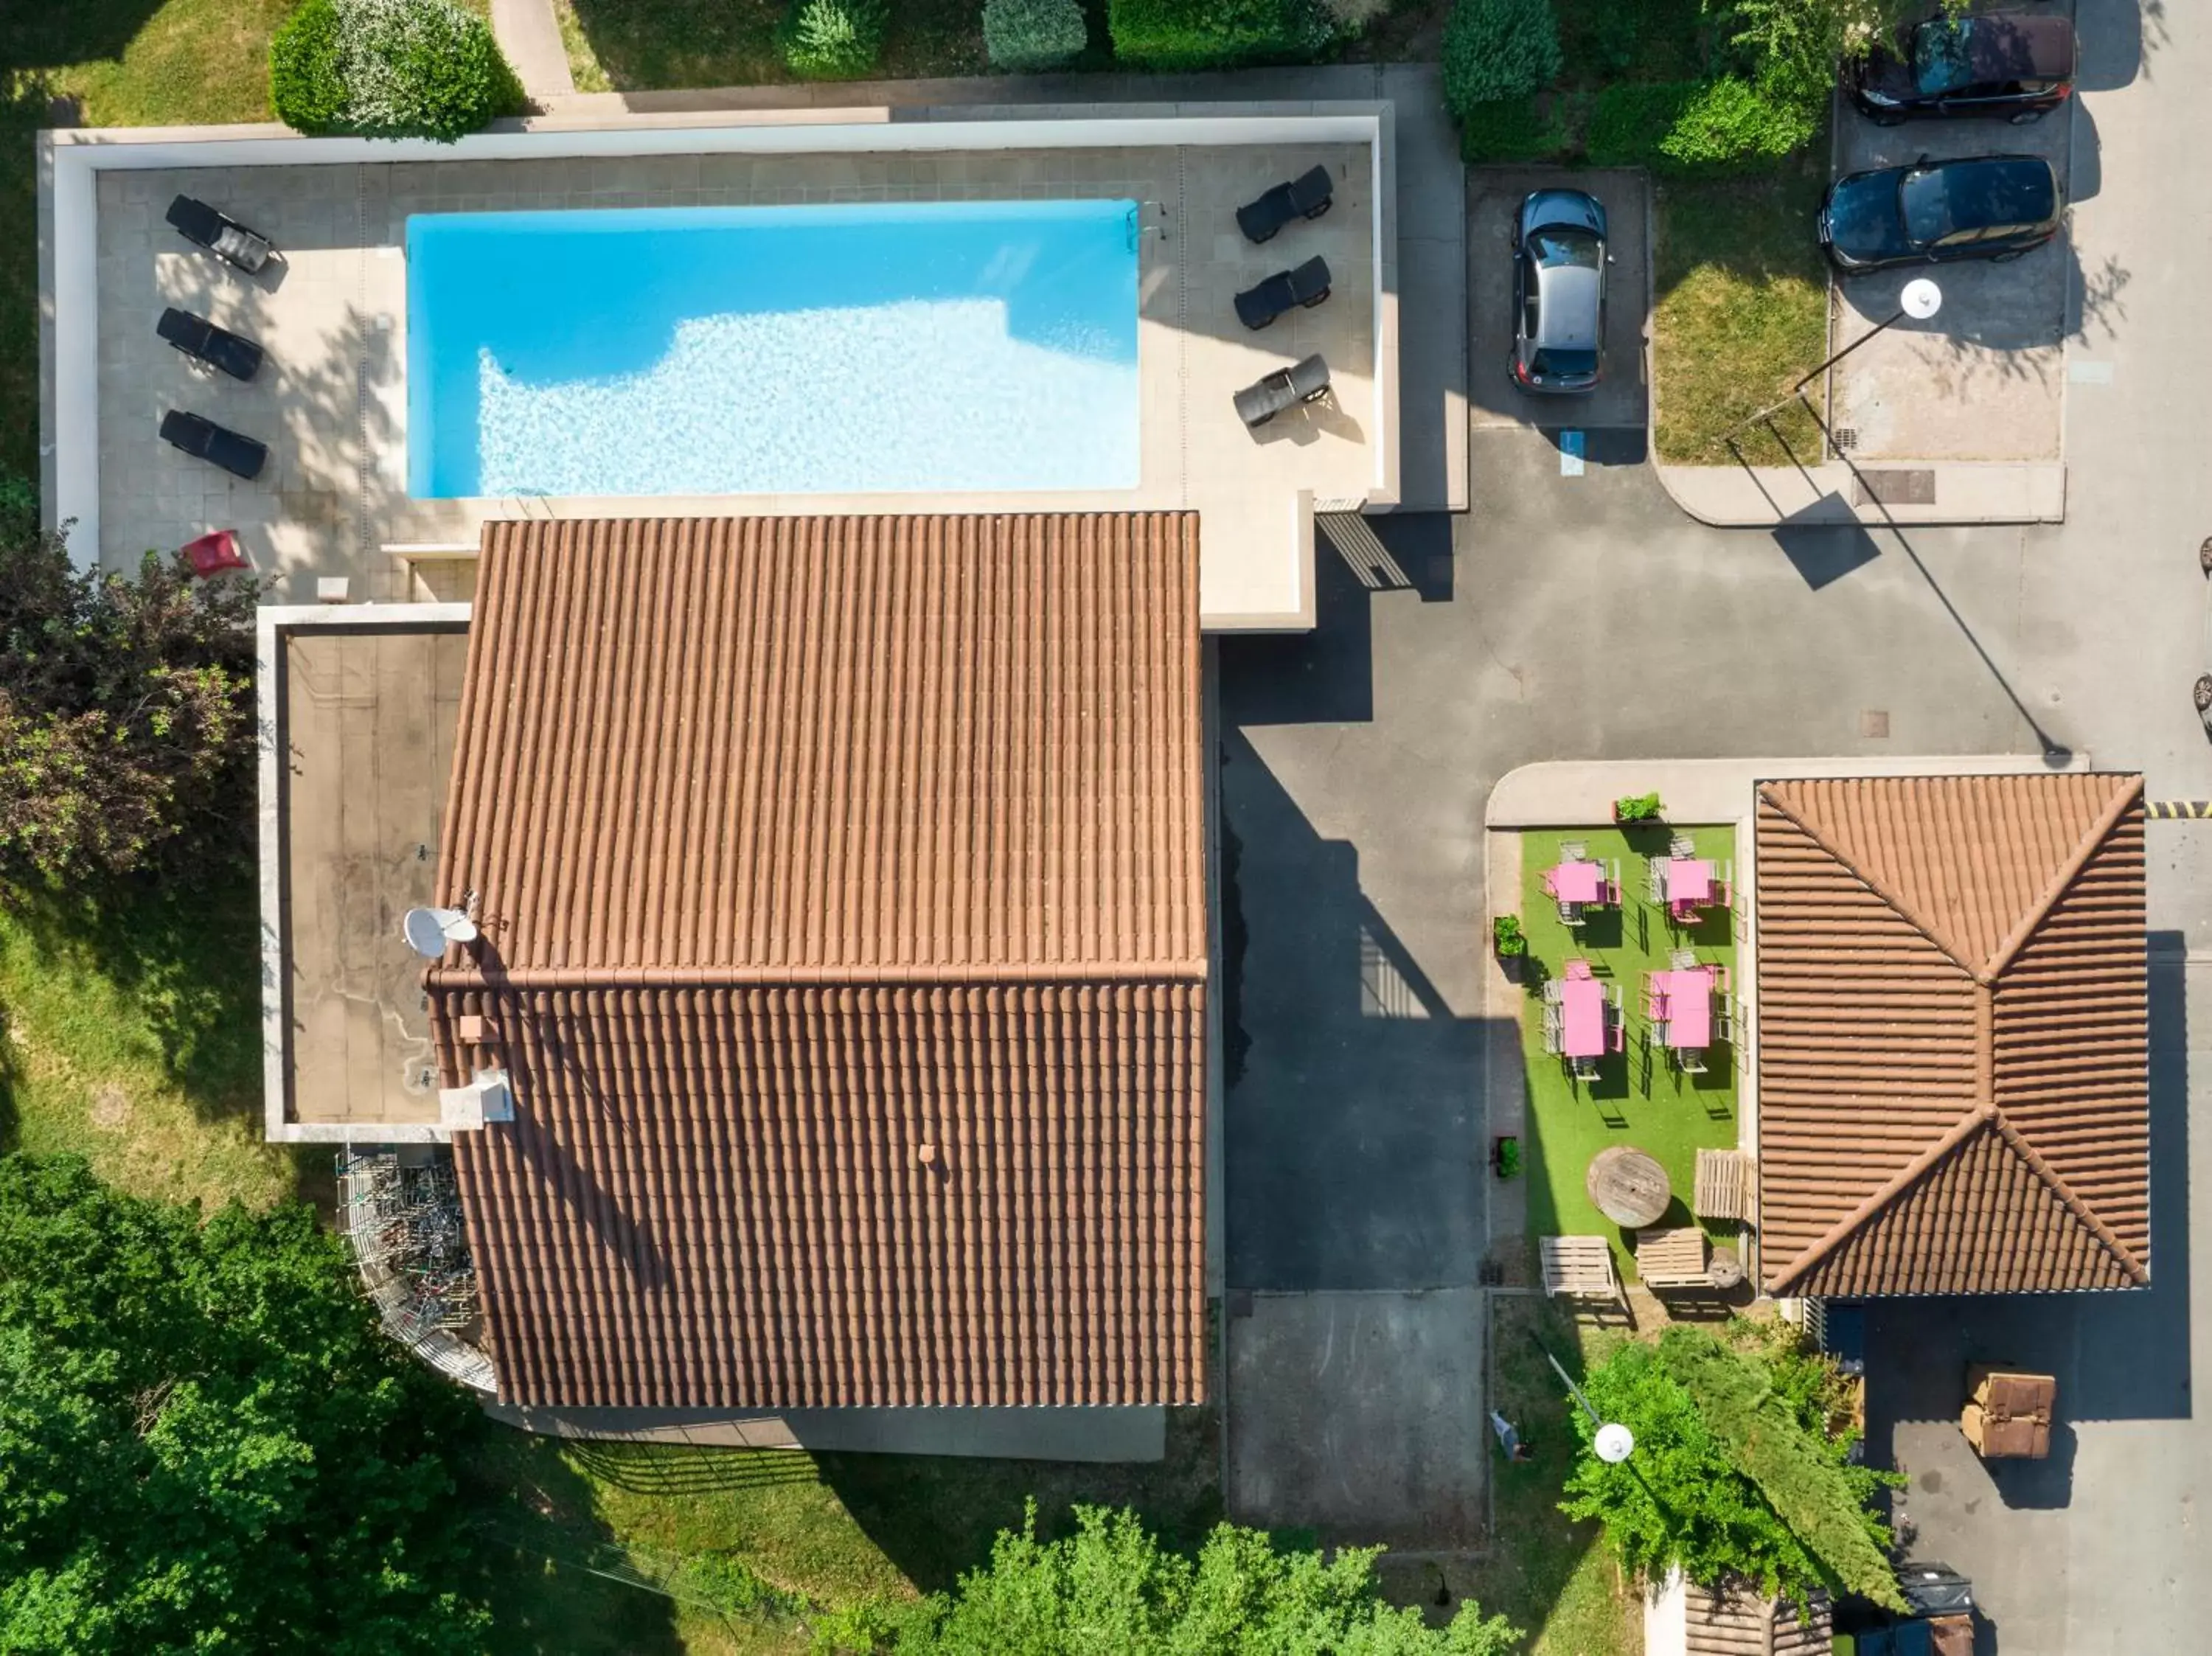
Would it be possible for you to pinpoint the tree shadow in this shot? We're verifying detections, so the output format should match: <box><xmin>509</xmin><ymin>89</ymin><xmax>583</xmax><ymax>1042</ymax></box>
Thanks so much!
<box><xmin>0</xmin><ymin>0</ymin><xmax>173</xmax><ymax>74</ymax></box>
<box><xmin>455</xmin><ymin>1422</ymin><xmax>686</xmax><ymax>1656</ymax></box>
<box><xmin>815</xmin><ymin>1407</ymin><xmax>1224</xmax><ymax>1596</ymax></box>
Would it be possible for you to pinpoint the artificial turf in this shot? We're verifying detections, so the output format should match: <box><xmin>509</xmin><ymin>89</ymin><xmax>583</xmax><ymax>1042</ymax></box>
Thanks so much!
<box><xmin>1511</xmin><ymin>824</ymin><xmax>1743</xmax><ymax>1280</ymax></box>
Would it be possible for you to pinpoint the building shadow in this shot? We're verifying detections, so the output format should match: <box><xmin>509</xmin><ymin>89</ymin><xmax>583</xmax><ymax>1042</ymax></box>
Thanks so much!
<box><xmin>1218</xmin><ymin>549</ymin><xmax>1377</xmax><ymax>726</ymax></box>
<box><xmin>1217</xmin><ymin>724</ymin><xmax>1506</xmax><ymax>1293</ymax></box>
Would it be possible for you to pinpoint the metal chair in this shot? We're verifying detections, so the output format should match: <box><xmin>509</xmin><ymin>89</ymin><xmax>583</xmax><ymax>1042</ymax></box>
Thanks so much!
<box><xmin>1646</xmin><ymin>856</ymin><xmax>1668</xmax><ymax>904</ymax></box>
<box><xmin>1669</xmin><ymin>834</ymin><xmax>1695</xmax><ymax>857</ymax></box>
<box><xmin>1669</xmin><ymin>947</ymin><xmax>1697</xmax><ymax>970</ymax></box>
<box><xmin>1559</xmin><ymin>840</ymin><xmax>1588</xmax><ymax>863</ymax></box>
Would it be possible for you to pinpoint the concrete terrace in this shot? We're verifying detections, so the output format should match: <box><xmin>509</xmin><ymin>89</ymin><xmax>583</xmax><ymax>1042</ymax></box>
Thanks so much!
<box><xmin>66</xmin><ymin>112</ymin><xmax>1399</xmax><ymax>630</ymax></box>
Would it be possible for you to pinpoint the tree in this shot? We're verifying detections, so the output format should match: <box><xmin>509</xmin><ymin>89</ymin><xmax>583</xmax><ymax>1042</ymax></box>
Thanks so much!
<box><xmin>0</xmin><ymin>521</ymin><xmax>257</xmax><ymax>884</ymax></box>
<box><xmin>1560</xmin><ymin>1325</ymin><xmax>1904</xmax><ymax>1612</ymax></box>
<box><xmin>271</xmin><ymin>0</ymin><xmax>524</xmax><ymax>142</ymax></box>
<box><xmin>0</xmin><ymin>1155</ymin><xmax>492</xmax><ymax>1654</ymax></box>
<box><xmin>890</xmin><ymin>1502</ymin><xmax>1520</xmax><ymax>1655</ymax></box>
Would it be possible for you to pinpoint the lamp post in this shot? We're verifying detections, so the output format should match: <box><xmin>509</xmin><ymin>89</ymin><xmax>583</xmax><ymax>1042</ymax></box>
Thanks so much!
<box><xmin>1788</xmin><ymin>275</ymin><xmax>1944</xmax><ymax>396</ymax></box>
<box><xmin>1537</xmin><ymin>1341</ymin><xmax>1635</xmax><ymax>1464</ymax></box>
<box><xmin>1724</xmin><ymin>276</ymin><xmax>1941</xmax><ymax>447</ymax></box>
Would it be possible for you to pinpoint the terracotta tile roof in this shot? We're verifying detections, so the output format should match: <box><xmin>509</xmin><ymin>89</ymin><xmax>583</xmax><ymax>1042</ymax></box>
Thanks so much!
<box><xmin>1682</xmin><ymin>1581</ymin><xmax>1830</xmax><ymax>1656</ymax></box>
<box><xmin>1755</xmin><ymin>773</ymin><xmax>2148</xmax><ymax>1298</ymax></box>
<box><xmin>428</xmin><ymin>515</ymin><xmax>1208</xmax><ymax>1409</ymax></box>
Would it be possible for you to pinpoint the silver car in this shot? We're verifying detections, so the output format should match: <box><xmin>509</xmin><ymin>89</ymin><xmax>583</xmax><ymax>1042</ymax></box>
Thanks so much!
<box><xmin>1510</xmin><ymin>189</ymin><xmax>1608</xmax><ymax>394</ymax></box>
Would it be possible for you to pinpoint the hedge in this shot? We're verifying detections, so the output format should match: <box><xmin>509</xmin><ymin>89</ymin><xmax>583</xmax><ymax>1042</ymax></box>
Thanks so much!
<box><xmin>1441</xmin><ymin>0</ymin><xmax>1562</xmax><ymax>119</ymax></box>
<box><xmin>984</xmin><ymin>0</ymin><xmax>1090</xmax><ymax>71</ymax></box>
<box><xmin>781</xmin><ymin>0</ymin><xmax>891</xmax><ymax>78</ymax></box>
<box><xmin>1455</xmin><ymin>94</ymin><xmax>1571</xmax><ymax>165</ymax></box>
<box><xmin>268</xmin><ymin>0</ymin><xmax>347</xmax><ymax>136</ymax></box>
<box><xmin>1584</xmin><ymin>80</ymin><xmax>1696</xmax><ymax>167</ymax></box>
<box><xmin>269</xmin><ymin>0</ymin><xmax>523</xmax><ymax>142</ymax></box>
<box><xmin>1658</xmin><ymin>74</ymin><xmax>1822</xmax><ymax>167</ymax></box>
<box><xmin>1107</xmin><ymin>0</ymin><xmax>1338</xmax><ymax>71</ymax></box>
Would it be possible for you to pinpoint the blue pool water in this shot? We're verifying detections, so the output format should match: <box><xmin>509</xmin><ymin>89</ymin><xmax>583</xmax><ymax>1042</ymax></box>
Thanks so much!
<box><xmin>405</xmin><ymin>200</ymin><xmax>1141</xmax><ymax>499</ymax></box>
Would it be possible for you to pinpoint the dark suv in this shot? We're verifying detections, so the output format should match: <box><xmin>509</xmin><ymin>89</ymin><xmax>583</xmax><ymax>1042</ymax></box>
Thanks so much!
<box><xmin>1819</xmin><ymin>154</ymin><xmax>2062</xmax><ymax>274</ymax></box>
<box><xmin>1850</xmin><ymin>11</ymin><xmax>2077</xmax><ymax>125</ymax></box>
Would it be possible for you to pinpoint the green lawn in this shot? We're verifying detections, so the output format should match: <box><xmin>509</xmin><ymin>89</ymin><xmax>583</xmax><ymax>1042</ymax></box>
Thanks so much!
<box><xmin>1456</xmin><ymin>1295</ymin><xmax>1638</xmax><ymax>1656</ymax></box>
<box><xmin>1512</xmin><ymin>824</ymin><xmax>1742</xmax><ymax>1281</ymax></box>
<box><xmin>1652</xmin><ymin>158</ymin><xmax>1834</xmax><ymax>467</ymax></box>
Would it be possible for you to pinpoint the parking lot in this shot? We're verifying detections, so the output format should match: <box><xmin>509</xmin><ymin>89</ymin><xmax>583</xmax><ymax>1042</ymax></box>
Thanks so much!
<box><xmin>1826</xmin><ymin>77</ymin><xmax>2077</xmax><ymax>462</ymax></box>
<box><xmin>1466</xmin><ymin>167</ymin><xmax>1649</xmax><ymax>431</ymax></box>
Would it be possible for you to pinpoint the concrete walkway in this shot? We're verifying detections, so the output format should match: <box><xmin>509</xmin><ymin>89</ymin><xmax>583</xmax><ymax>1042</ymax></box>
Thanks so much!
<box><xmin>1654</xmin><ymin>456</ymin><xmax>2067</xmax><ymax>529</ymax></box>
<box><xmin>535</xmin><ymin>63</ymin><xmax>1469</xmax><ymax>515</ymax></box>
<box><xmin>493</xmin><ymin>0</ymin><xmax>576</xmax><ymax>102</ymax></box>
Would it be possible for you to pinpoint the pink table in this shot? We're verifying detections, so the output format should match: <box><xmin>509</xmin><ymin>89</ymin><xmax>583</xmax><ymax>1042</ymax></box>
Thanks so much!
<box><xmin>1652</xmin><ymin>967</ymin><xmax>1715</xmax><ymax>1048</ymax></box>
<box><xmin>1548</xmin><ymin>860</ymin><xmax>1604</xmax><ymax>902</ymax></box>
<box><xmin>1559</xmin><ymin>978</ymin><xmax>1607</xmax><ymax>1058</ymax></box>
<box><xmin>1668</xmin><ymin>858</ymin><xmax>1714</xmax><ymax>905</ymax></box>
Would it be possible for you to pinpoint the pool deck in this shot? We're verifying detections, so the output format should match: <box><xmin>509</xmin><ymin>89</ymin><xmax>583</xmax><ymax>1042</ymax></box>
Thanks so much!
<box><xmin>65</xmin><ymin>112</ymin><xmax>1397</xmax><ymax>630</ymax></box>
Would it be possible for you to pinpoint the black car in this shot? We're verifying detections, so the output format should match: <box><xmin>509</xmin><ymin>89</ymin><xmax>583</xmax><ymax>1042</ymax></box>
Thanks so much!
<box><xmin>1850</xmin><ymin>11</ymin><xmax>2077</xmax><ymax>125</ymax></box>
<box><xmin>1818</xmin><ymin>154</ymin><xmax>2062</xmax><ymax>274</ymax></box>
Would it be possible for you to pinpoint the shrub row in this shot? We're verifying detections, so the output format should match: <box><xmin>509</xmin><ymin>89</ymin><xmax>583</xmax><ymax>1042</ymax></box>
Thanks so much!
<box><xmin>1106</xmin><ymin>0</ymin><xmax>1340</xmax><ymax>72</ymax></box>
<box><xmin>1443</xmin><ymin>0</ymin><xmax>1829</xmax><ymax>170</ymax></box>
<box><xmin>271</xmin><ymin>0</ymin><xmax>524</xmax><ymax>142</ymax></box>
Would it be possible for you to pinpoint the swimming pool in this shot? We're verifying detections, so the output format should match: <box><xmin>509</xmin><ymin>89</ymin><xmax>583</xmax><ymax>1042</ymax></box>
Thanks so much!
<box><xmin>405</xmin><ymin>200</ymin><xmax>1141</xmax><ymax>499</ymax></box>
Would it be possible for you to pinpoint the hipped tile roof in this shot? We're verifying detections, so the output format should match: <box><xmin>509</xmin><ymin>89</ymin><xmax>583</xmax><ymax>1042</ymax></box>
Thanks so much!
<box><xmin>1755</xmin><ymin>773</ymin><xmax>2149</xmax><ymax>1298</ymax></box>
<box><xmin>428</xmin><ymin>515</ymin><xmax>1208</xmax><ymax>1409</ymax></box>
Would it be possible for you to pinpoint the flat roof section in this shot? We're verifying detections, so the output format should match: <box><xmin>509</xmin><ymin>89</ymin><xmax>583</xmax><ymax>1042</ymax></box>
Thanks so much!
<box><xmin>272</xmin><ymin>618</ymin><xmax>470</xmax><ymax>1133</ymax></box>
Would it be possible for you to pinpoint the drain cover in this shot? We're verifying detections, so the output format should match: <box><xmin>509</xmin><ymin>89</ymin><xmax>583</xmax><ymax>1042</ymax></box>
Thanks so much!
<box><xmin>1833</xmin><ymin>426</ymin><xmax>1859</xmax><ymax>451</ymax></box>
<box><xmin>1854</xmin><ymin>470</ymin><xmax>1936</xmax><ymax>506</ymax></box>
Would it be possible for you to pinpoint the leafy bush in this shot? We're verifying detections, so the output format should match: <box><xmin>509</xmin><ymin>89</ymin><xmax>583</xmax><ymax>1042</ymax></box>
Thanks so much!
<box><xmin>1107</xmin><ymin>0</ymin><xmax>1339</xmax><ymax>71</ymax></box>
<box><xmin>781</xmin><ymin>0</ymin><xmax>891</xmax><ymax>77</ymax></box>
<box><xmin>985</xmin><ymin>0</ymin><xmax>1091</xmax><ymax>69</ymax></box>
<box><xmin>0</xmin><ymin>523</ymin><xmax>257</xmax><ymax>884</ymax></box>
<box><xmin>1493</xmin><ymin>1135</ymin><xmax>1523</xmax><ymax>1179</ymax></box>
<box><xmin>1614</xmin><ymin>791</ymin><xmax>1663</xmax><ymax>822</ymax></box>
<box><xmin>897</xmin><ymin>1502</ymin><xmax>1522</xmax><ymax>1654</ymax></box>
<box><xmin>1492</xmin><ymin>914</ymin><xmax>1528</xmax><ymax>957</ymax></box>
<box><xmin>0</xmin><ymin>1155</ymin><xmax>492</xmax><ymax>1650</ymax></box>
<box><xmin>1453</xmin><ymin>92</ymin><xmax>1572</xmax><ymax>164</ymax></box>
<box><xmin>1658</xmin><ymin>73</ymin><xmax>1821</xmax><ymax>167</ymax></box>
<box><xmin>268</xmin><ymin>0</ymin><xmax>524</xmax><ymax>142</ymax></box>
<box><xmin>1561</xmin><ymin>1327</ymin><xmax>1905</xmax><ymax>1610</ymax></box>
<box><xmin>1586</xmin><ymin>80</ymin><xmax>1697</xmax><ymax>166</ymax></box>
<box><xmin>1441</xmin><ymin>0</ymin><xmax>1562</xmax><ymax>119</ymax></box>
<box><xmin>0</xmin><ymin>473</ymin><xmax>33</xmax><ymax>536</ymax></box>
<box><xmin>268</xmin><ymin>0</ymin><xmax>348</xmax><ymax>136</ymax></box>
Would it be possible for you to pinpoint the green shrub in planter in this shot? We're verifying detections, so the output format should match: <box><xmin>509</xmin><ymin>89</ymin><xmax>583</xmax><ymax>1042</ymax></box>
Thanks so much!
<box><xmin>1494</xmin><ymin>1135</ymin><xmax>1523</xmax><ymax>1180</ymax></box>
<box><xmin>1614</xmin><ymin>792</ymin><xmax>1663</xmax><ymax>823</ymax></box>
<box><xmin>1492</xmin><ymin>914</ymin><xmax>1528</xmax><ymax>958</ymax></box>
<box><xmin>1107</xmin><ymin>0</ymin><xmax>1338</xmax><ymax>72</ymax></box>
<box><xmin>270</xmin><ymin>0</ymin><xmax>348</xmax><ymax>136</ymax></box>
<box><xmin>985</xmin><ymin>0</ymin><xmax>1090</xmax><ymax>70</ymax></box>
<box><xmin>1441</xmin><ymin>0</ymin><xmax>1562</xmax><ymax>122</ymax></box>
<box><xmin>782</xmin><ymin>0</ymin><xmax>891</xmax><ymax>77</ymax></box>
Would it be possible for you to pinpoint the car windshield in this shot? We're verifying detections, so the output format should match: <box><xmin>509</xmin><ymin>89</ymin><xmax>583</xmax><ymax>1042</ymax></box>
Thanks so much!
<box><xmin>1531</xmin><ymin>347</ymin><xmax>1598</xmax><ymax>378</ymax></box>
<box><xmin>1912</xmin><ymin>19</ymin><xmax>1976</xmax><ymax>94</ymax></box>
<box><xmin>1528</xmin><ymin>227</ymin><xmax>1600</xmax><ymax>269</ymax></box>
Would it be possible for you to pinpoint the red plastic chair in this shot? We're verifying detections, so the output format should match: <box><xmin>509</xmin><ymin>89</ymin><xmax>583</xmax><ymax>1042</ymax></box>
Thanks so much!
<box><xmin>181</xmin><ymin>529</ymin><xmax>249</xmax><ymax>578</ymax></box>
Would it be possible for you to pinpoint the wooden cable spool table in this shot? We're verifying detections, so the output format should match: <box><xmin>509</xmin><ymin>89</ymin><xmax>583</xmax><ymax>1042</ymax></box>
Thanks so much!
<box><xmin>1586</xmin><ymin>1145</ymin><xmax>1672</xmax><ymax>1229</ymax></box>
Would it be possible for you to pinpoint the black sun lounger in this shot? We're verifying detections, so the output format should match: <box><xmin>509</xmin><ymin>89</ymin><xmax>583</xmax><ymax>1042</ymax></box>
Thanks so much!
<box><xmin>165</xmin><ymin>195</ymin><xmax>275</xmax><ymax>274</ymax></box>
<box><xmin>159</xmin><ymin>410</ymin><xmax>268</xmax><ymax>481</ymax></box>
<box><xmin>1235</xmin><ymin>255</ymin><xmax>1332</xmax><ymax>331</ymax></box>
<box><xmin>157</xmin><ymin>307</ymin><xmax>265</xmax><ymax>382</ymax></box>
<box><xmin>1236</xmin><ymin>164</ymin><xmax>1335</xmax><ymax>245</ymax></box>
<box><xmin>1234</xmin><ymin>353</ymin><xmax>1331</xmax><ymax>429</ymax></box>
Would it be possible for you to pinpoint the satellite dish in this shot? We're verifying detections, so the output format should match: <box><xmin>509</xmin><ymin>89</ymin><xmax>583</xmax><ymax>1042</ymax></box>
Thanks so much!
<box><xmin>402</xmin><ymin>905</ymin><xmax>479</xmax><ymax>958</ymax></box>
<box><xmin>1901</xmin><ymin>277</ymin><xmax>1943</xmax><ymax>321</ymax></box>
<box><xmin>1594</xmin><ymin>1423</ymin><xmax>1635</xmax><ymax>1464</ymax></box>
